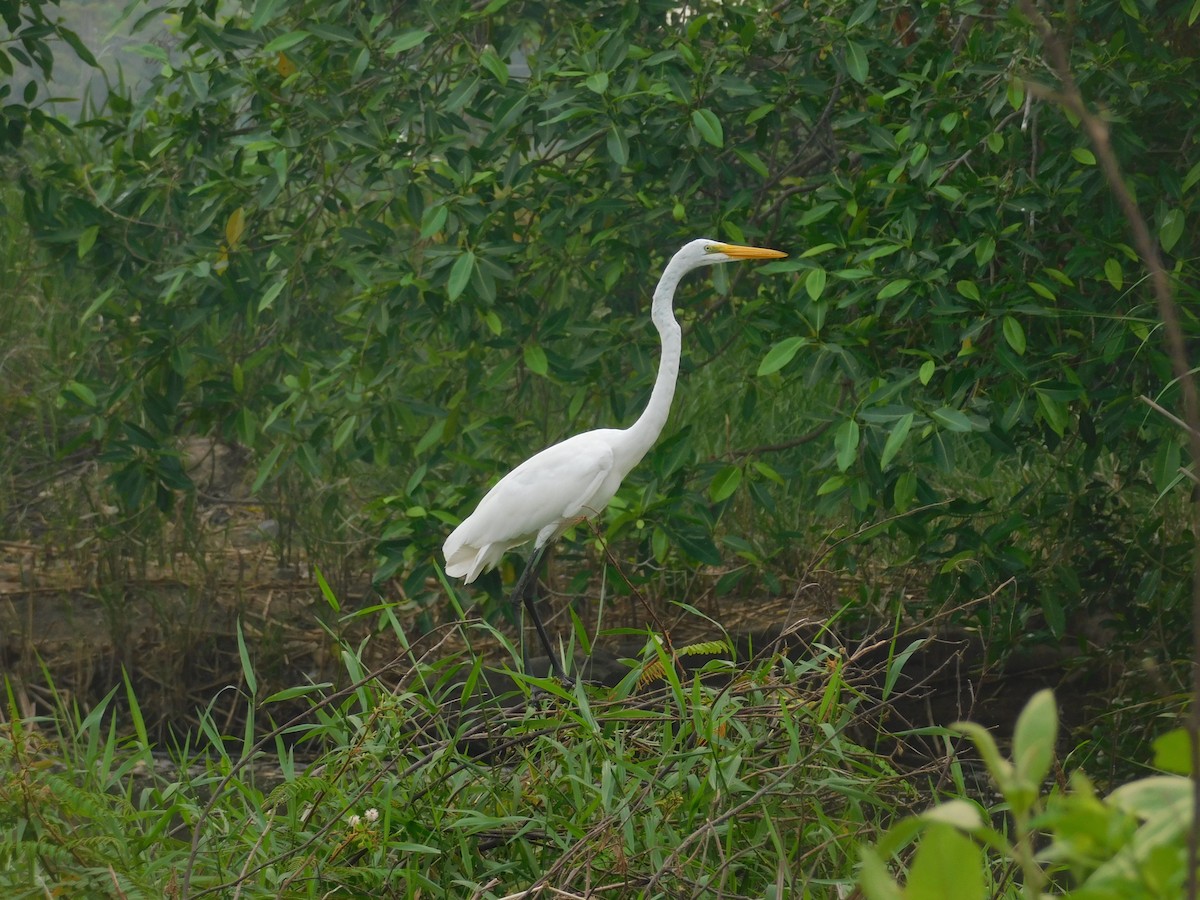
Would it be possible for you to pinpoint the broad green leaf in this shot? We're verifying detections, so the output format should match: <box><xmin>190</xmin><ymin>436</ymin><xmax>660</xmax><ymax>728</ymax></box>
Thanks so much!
<box><xmin>1002</xmin><ymin>316</ymin><xmax>1026</xmax><ymax>355</ymax></box>
<box><xmin>672</xmin><ymin>528</ymin><xmax>722</xmax><ymax>566</ymax></box>
<box><xmin>332</xmin><ymin>415</ymin><xmax>357</xmax><ymax>451</ymax></box>
<box><xmin>415</xmin><ymin>419</ymin><xmax>445</xmax><ymax>455</ymax></box>
<box><xmin>77</xmin><ymin>225</ymin><xmax>99</xmax><ymax>259</ymax></box>
<box><xmin>1071</xmin><ymin>147</ymin><xmax>1096</xmax><ymax>165</ymax></box>
<box><xmin>479</xmin><ymin>47</ymin><xmax>508</xmax><ymax>85</ymax></box>
<box><xmin>1108</xmin><ymin>775</ymin><xmax>1192</xmax><ymax>822</ymax></box>
<box><xmin>858</xmin><ymin>848</ymin><xmax>903</xmax><ymax>900</ymax></box>
<box><xmin>817</xmin><ymin>474</ymin><xmax>847</xmax><ymax>496</ymax></box>
<box><xmin>757</xmin><ymin>336</ymin><xmax>807</xmax><ymax>376</ymax></box>
<box><xmin>880</xmin><ymin>412</ymin><xmax>914</xmax><ymax>471</ymax></box>
<box><xmin>1028</xmin><ymin>280</ymin><xmax>1056</xmax><ymax>301</ymax></box>
<box><xmin>252</xmin><ymin>443</ymin><xmax>287</xmax><ymax>493</ymax></box>
<box><xmin>806</xmin><ymin>266</ymin><xmax>827</xmax><ymax>301</ymax></box>
<box><xmin>691</xmin><ymin>108</ymin><xmax>724</xmax><ymax>147</ymax></box>
<box><xmin>1183</xmin><ymin>157</ymin><xmax>1200</xmax><ymax>192</ymax></box>
<box><xmin>251</xmin><ymin>0</ymin><xmax>287</xmax><ymax>29</ymax></box>
<box><xmin>1104</xmin><ymin>257</ymin><xmax>1123</xmax><ymax>290</ymax></box>
<box><xmin>1007</xmin><ymin>79</ymin><xmax>1024</xmax><ymax>110</ymax></box>
<box><xmin>877</xmin><ymin>278</ymin><xmax>910</xmax><ymax>300</ymax></box>
<box><xmin>845</xmin><ymin>40</ymin><xmax>868</xmax><ymax>84</ymax></box>
<box><xmin>745</xmin><ymin>103</ymin><xmax>774</xmax><ymax>124</ymax></box>
<box><xmin>523</xmin><ymin>344</ymin><xmax>548</xmax><ymax>376</ymax></box>
<box><xmin>1153</xmin><ymin>438</ymin><xmax>1182</xmax><ymax>494</ymax></box>
<box><xmin>264</xmin><ymin>31</ymin><xmax>311</xmax><ymax>53</ymax></box>
<box><xmin>975</xmin><ymin>235</ymin><xmax>995</xmax><ymax>266</ymax></box>
<box><xmin>64</xmin><ymin>381</ymin><xmax>97</xmax><ymax>407</ymax></box>
<box><xmin>835</xmin><ymin>418</ymin><xmax>860</xmax><ymax>472</ymax></box>
<box><xmin>956</xmin><ymin>280</ymin><xmax>980</xmax><ymax>302</ymax></box>
<box><xmin>919</xmin><ymin>359</ymin><xmax>935</xmax><ymax>385</ymax></box>
<box><xmin>1160</xmin><ymin>208</ymin><xmax>1185</xmax><ymax>254</ymax></box>
<box><xmin>847</xmin><ymin>0</ymin><xmax>879</xmax><ymax>30</ymax></box>
<box><xmin>953</xmin><ymin>720</ymin><xmax>1015</xmax><ymax>792</ymax></box>
<box><xmin>420</xmin><ymin>204</ymin><xmax>448</xmax><ymax>240</ymax></box>
<box><xmin>585</xmin><ymin>71</ymin><xmax>609</xmax><ymax>94</ymax></box>
<box><xmin>752</xmin><ymin>461</ymin><xmax>784</xmax><ymax>485</ymax></box>
<box><xmin>906</xmin><ymin>823</ymin><xmax>985</xmax><ymax>900</ymax></box>
<box><xmin>1035</xmin><ymin>390</ymin><xmax>1069</xmax><ymax>437</ymax></box>
<box><xmin>709</xmin><ymin>465</ymin><xmax>743</xmax><ymax>502</ymax></box>
<box><xmin>447</xmin><ymin>250</ymin><xmax>475</xmax><ymax>301</ymax></box>
<box><xmin>930</xmin><ymin>407</ymin><xmax>972</xmax><ymax>432</ymax></box>
<box><xmin>734</xmin><ymin>148</ymin><xmax>768</xmax><ymax>178</ymax></box>
<box><xmin>893</xmin><ymin>471</ymin><xmax>917</xmax><ymax>510</ymax></box>
<box><xmin>387</xmin><ymin>30</ymin><xmax>430</xmax><ymax>54</ymax></box>
<box><xmin>921</xmin><ymin>800</ymin><xmax>984</xmax><ymax>832</ymax></box>
<box><xmin>1152</xmin><ymin>728</ymin><xmax>1193</xmax><ymax>775</ymax></box>
<box><xmin>258</xmin><ymin>279</ymin><xmax>285</xmax><ymax>311</ymax></box>
<box><xmin>606</xmin><ymin>125</ymin><xmax>629</xmax><ymax>166</ymax></box>
<box><xmin>1012</xmin><ymin>689</ymin><xmax>1058</xmax><ymax>802</ymax></box>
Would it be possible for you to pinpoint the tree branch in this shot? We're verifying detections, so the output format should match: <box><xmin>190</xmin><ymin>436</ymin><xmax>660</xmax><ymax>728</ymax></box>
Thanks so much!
<box><xmin>1020</xmin><ymin>5</ymin><xmax>1200</xmax><ymax>897</ymax></box>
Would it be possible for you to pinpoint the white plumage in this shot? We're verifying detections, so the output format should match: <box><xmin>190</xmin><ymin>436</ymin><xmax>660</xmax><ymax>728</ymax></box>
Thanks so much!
<box><xmin>442</xmin><ymin>238</ymin><xmax>787</xmax><ymax>678</ymax></box>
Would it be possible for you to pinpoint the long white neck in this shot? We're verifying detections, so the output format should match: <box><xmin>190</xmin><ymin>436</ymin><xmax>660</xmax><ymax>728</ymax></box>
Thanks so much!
<box><xmin>616</xmin><ymin>255</ymin><xmax>690</xmax><ymax>472</ymax></box>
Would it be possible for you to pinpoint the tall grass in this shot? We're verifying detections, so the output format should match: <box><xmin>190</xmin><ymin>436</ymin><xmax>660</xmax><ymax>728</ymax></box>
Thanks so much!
<box><xmin>1</xmin><ymin>595</ymin><xmax>934</xmax><ymax>898</ymax></box>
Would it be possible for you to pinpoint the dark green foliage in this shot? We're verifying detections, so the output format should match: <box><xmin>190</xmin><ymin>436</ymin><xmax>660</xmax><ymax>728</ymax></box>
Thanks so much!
<box><xmin>9</xmin><ymin>0</ymin><xmax>1200</xmax><ymax>651</ymax></box>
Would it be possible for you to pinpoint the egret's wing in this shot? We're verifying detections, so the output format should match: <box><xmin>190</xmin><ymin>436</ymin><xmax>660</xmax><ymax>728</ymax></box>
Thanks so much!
<box><xmin>442</xmin><ymin>433</ymin><xmax>616</xmax><ymax>582</ymax></box>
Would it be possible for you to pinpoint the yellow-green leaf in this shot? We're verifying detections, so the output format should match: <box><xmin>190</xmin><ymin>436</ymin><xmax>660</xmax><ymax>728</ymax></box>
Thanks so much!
<box><xmin>877</xmin><ymin>278</ymin><xmax>910</xmax><ymax>300</ymax></box>
<box><xmin>225</xmin><ymin>206</ymin><xmax>246</xmax><ymax>248</ymax></box>
<box><xmin>1104</xmin><ymin>257</ymin><xmax>1123</xmax><ymax>290</ymax></box>
<box><xmin>1002</xmin><ymin>316</ymin><xmax>1026</xmax><ymax>355</ymax></box>
<box><xmin>524</xmin><ymin>343</ymin><xmax>548</xmax><ymax>376</ymax></box>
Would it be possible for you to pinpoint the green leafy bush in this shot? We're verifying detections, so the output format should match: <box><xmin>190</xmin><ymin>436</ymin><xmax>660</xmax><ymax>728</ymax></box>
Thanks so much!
<box><xmin>8</xmin><ymin>0</ymin><xmax>1198</xmax><ymax>649</ymax></box>
<box><xmin>862</xmin><ymin>689</ymin><xmax>1195</xmax><ymax>900</ymax></box>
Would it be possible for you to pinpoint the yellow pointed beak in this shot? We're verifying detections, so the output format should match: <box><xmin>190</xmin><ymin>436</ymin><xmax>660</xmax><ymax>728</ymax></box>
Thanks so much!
<box><xmin>712</xmin><ymin>242</ymin><xmax>788</xmax><ymax>260</ymax></box>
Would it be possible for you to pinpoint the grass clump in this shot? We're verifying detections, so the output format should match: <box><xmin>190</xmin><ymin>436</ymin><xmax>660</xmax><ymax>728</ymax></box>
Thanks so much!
<box><xmin>1</xmin><ymin>611</ymin><xmax>921</xmax><ymax>898</ymax></box>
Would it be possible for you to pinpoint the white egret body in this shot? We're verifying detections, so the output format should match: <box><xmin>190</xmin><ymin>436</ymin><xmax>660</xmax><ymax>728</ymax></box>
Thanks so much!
<box><xmin>443</xmin><ymin>238</ymin><xmax>787</xmax><ymax>678</ymax></box>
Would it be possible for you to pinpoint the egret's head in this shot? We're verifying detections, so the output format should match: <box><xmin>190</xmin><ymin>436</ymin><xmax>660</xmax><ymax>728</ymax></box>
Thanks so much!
<box><xmin>678</xmin><ymin>238</ymin><xmax>788</xmax><ymax>270</ymax></box>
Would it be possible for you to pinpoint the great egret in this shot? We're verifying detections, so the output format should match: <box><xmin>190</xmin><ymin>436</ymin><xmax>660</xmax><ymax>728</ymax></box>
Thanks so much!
<box><xmin>443</xmin><ymin>238</ymin><xmax>788</xmax><ymax>680</ymax></box>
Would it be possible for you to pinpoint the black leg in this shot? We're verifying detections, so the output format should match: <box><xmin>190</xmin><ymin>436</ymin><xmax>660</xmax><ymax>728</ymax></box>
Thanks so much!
<box><xmin>507</xmin><ymin>545</ymin><xmax>569</xmax><ymax>682</ymax></box>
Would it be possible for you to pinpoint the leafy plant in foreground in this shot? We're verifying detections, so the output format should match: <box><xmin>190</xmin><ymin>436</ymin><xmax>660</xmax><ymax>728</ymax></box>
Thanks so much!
<box><xmin>861</xmin><ymin>689</ymin><xmax>1193</xmax><ymax>900</ymax></box>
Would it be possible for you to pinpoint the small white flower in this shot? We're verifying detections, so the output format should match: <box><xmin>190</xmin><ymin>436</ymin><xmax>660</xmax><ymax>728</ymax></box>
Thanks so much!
<box><xmin>364</xmin><ymin>808</ymin><xmax>379</xmax><ymax>823</ymax></box>
<box><xmin>347</xmin><ymin>814</ymin><xmax>361</xmax><ymax>828</ymax></box>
